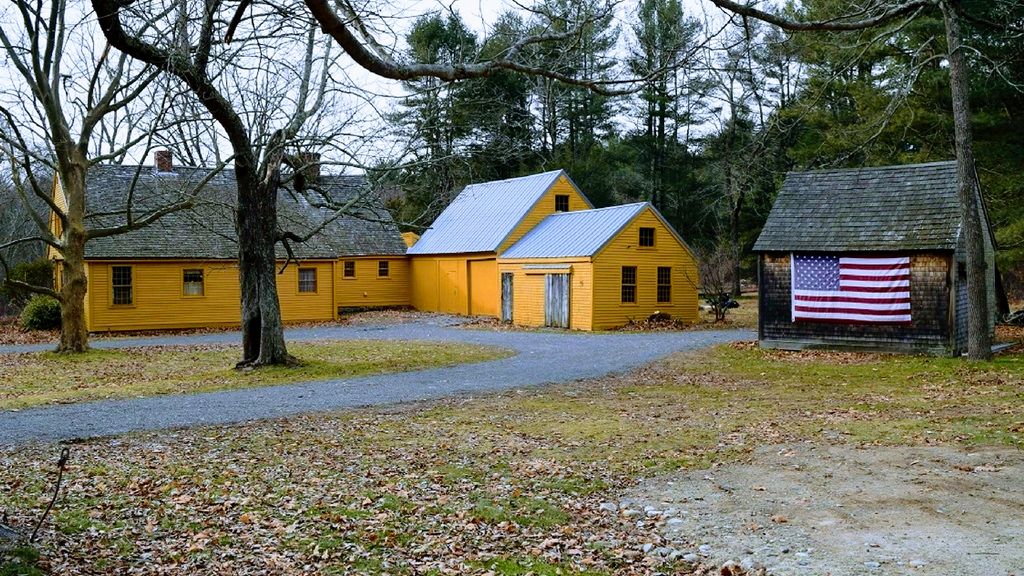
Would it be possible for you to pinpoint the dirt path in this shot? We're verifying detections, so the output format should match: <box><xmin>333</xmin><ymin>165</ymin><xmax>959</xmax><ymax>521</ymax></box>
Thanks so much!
<box><xmin>622</xmin><ymin>444</ymin><xmax>1023</xmax><ymax>575</ymax></box>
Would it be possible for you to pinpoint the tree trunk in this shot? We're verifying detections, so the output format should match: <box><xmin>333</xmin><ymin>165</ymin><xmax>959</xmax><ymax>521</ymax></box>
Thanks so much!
<box><xmin>942</xmin><ymin>0</ymin><xmax>992</xmax><ymax>360</ymax></box>
<box><xmin>57</xmin><ymin>159</ymin><xmax>89</xmax><ymax>353</ymax></box>
<box><xmin>236</xmin><ymin>166</ymin><xmax>292</xmax><ymax>367</ymax></box>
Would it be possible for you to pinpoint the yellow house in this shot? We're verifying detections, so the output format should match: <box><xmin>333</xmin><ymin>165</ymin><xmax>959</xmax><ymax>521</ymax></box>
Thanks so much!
<box><xmin>54</xmin><ymin>157</ymin><xmax>697</xmax><ymax>333</ymax></box>
<box><xmin>56</xmin><ymin>155</ymin><xmax>409</xmax><ymax>332</ymax></box>
<box><xmin>497</xmin><ymin>203</ymin><xmax>699</xmax><ymax>330</ymax></box>
<box><xmin>407</xmin><ymin>170</ymin><xmax>592</xmax><ymax>316</ymax></box>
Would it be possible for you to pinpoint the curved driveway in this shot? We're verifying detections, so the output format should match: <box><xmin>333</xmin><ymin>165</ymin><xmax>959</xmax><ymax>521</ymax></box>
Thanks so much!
<box><xmin>0</xmin><ymin>318</ymin><xmax>751</xmax><ymax>445</ymax></box>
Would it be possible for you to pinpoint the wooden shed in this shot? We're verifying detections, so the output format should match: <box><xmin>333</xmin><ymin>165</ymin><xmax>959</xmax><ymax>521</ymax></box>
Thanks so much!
<box><xmin>498</xmin><ymin>203</ymin><xmax>699</xmax><ymax>330</ymax></box>
<box><xmin>407</xmin><ymin>170</ymin><xmax>592</xmax><ymax>317</ymax></box>
<box><xmin>753</xmin><ymin>161</ymin><xmax>997</xmax><ymax>355</ymax></box>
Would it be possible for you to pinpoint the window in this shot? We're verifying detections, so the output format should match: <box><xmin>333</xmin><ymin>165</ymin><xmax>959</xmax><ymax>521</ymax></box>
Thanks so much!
<box><xmin>554</xmin><ymin>194</ymin><xmax>570</xmax><ymax>212</ymax></box>
<box><xmin>183</xmin><ymin>269</ymin><xmax>204</xmax><ymax>296</ymax></box>
<box><xmin>378</xmin><ymin>260</ymin><xmax>390</xmax><ymax>278</ymax></box>
<box><xmin>621</xmin><ymin>266</ymin><xmax>637</xmax><ymax>303</ymax></box>
<box><xmin>111</xmin><ymin>265</ymin><xmax>133</xmax><ymax>305</ymax></box>
<box><xmin>343</xmin><ymin>261</ymin><xmax>356</xmax><ymax>278</ymax></box>
<box><xmin>298</xmin><ymin>268</ymin><xmax>317</xmax><ymax>293</ymax></box>
<box><xmin>657</xmin><ymin>266</ymin><xmax>672</xmax><ymax>303</ymax></box>
<box><xmin>639</xmin><ymin>227</ymin><xmax>655</xmax><ymax>247</ymax></box>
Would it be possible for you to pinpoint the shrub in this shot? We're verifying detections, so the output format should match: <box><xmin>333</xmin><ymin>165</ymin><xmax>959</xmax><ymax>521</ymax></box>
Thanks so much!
<box><xmin>19</xmin><ymin>295</ymin><xmax>61</xmax><ymax>331</ymax></box>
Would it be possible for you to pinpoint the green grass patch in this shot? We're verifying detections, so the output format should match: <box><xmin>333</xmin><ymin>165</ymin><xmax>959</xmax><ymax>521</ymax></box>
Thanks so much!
<box><xmin>0</xmin><ymin>546</ymin><xmax>44</xmax><ymax>576</ymax></box>
<box><xmin>472</xmin><ymin>556</ymin><xmax>607</xmax><ymax>576</ymax></box>
<box><xmin>0</xmin><ymin>340</ymin><xmax>512</xmax><ymax>410</ymax></box>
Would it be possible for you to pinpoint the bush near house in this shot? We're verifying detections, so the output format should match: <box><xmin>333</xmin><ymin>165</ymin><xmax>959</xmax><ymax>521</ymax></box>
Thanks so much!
<box><xmin>19</xmin><ymin>295</ymin><xmax>61</xmax><ymax>331</ymax></box>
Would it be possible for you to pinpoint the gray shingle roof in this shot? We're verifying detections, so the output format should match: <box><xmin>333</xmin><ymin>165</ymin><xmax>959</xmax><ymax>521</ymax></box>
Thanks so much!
<box><xmin>81</xmin><ymin>165</ymin><xmax>406</xmax><ymax>260</ymax></box>
<box><xmin>502</xmin><ymin>203</ymin><xmax>648</xmax><ymax>259</ymax></box>
<box><xmin>753</xmin><ymin>161</ymin><xmax>961</xmax><ymax>252</ymax></box>
<box><xmin>407</xmin><ymin>170</ymin><xmax>592</xmax><ymax>255</ymax></box>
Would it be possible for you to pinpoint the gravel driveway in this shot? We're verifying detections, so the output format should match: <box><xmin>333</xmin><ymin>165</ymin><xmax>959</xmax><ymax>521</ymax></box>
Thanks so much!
<box><xmin>0</xmin><ymin>318</ymin><xmax>751</xmax><ymax>445</ymax></box>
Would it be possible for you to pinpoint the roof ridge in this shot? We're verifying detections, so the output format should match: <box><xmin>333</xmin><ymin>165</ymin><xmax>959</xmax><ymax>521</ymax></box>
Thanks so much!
<box><xmin>545</xmin><ymin>202</ymin><xmax>648</xmax><ymax>217</ymax></box>
<box><xmin>786</xmin><ymin>160</ymin><xmax>956</xmax><ymax>177</ymax></box>
<box><xmin>462</xmin><ymin>169</ymin><xmax>563</xmax><ymax>189</ymax></box>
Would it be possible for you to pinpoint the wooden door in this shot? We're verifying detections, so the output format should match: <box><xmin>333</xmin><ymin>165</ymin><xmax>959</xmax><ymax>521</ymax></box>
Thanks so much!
<box><xmin>439</xmin><ymin>260</ymin><xmax>462</xmax><ymax>314</ymax></box>
<box><xmin>501</xmin><ymin>272</ymin><xmax>514</xmax><ymax>322</ymax></box>
<box><xmin>544</xmin><ymin>273</ymin><xmax>570</xmax><ymax>328</ymax></box>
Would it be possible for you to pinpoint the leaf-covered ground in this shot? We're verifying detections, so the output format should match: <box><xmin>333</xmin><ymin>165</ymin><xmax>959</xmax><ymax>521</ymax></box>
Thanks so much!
<box><xmin>2</xmin><ymin>343</ymin><xmax>1022</xmax><ymax>575</ymax></box>
<box><xmin>0</xmin><ymin>340</ymin><xmax>511</xmax><ymax>410</ymax></box>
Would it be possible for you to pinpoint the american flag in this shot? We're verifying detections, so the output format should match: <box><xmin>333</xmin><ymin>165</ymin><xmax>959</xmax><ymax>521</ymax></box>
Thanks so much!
<box><xmin>791</xmin><ymin>254</ymin><xmax>912</xmax><ymax>323</ymax></box>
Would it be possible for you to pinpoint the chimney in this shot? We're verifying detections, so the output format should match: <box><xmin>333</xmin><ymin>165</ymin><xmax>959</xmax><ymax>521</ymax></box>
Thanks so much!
<box><xmin>154</xmin><ymin>149</ymin><xmax>173</xmax><ymax>173</ymax></box>
<box><xmin>298</xmin><ymin>152</ymin><xmax>320</xmax><ymax>182</ymax></box>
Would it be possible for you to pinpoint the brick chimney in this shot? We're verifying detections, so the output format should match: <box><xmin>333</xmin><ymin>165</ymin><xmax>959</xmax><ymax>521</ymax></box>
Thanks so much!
<box><xmin>154</xmin><ymin>149</ymin><xmax>173</xmax><ymax>173</ymax></box>
<box><xmin>298</xmin><ymin>152</ymin><xmax>320</xmax><ymax>182</ymax></box>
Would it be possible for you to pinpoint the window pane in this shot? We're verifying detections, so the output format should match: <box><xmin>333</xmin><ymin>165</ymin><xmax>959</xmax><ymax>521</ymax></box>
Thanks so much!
<box><xmin>621</xmin><ymin>266</ymin><xmax>636</xmax><ymax>303</ymax></box>
<box><xmin>621</xmin><ymin>266</ymin><xmax>636</xmax><ymax>285</ymax></box>
<box><xmin>555</xmin><ymin>194</ymin><xmax>569</xmax><ymax>212</ymax></box>
<box><xmin>344</xmin><ymin>261</ymin><xmax>355</xmax><ymax>277</ymax></box>
<box><xmin>639</xmin><ymin>228</ymin><xmax>655</xmax><ymax>247</ymax></box>
<box><xmin>298</xmin><ymin>268</ymin><xmax>317</xmax><ymax>293</ymax></box>
<box><xmin>657</xmin><ymin>266</ymin><xmax>671</xmax><ymax>303</ymax></box>
<box><xmin>112</xmin><ymin>266</ymin><xmax>132</xmax><ymax>305</ymax></box>
<box><xmin>621</xmin><ymin>285</ymin><xmax>636</xmax><ymax>303</ymax></box>
<box><xmin>183</xmin><ymin>269</ymin><xmax>204</xmax><ymax>296</ymax></box>
<box><xmin>378</xmin><ymin>261</ymin><xmax>389</xmax><ymax>277</ymax></box>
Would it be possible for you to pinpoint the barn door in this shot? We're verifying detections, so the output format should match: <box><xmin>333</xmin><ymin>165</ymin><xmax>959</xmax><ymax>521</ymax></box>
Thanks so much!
<box><xmin>501</xmin><ymin>273</ymin><xmax>514</xmax><ymax>323</ymax></box>
<box><xmin>544</xmin><ymin>273</ymin><xmax>570</xmax><ymax>328</ymax></box>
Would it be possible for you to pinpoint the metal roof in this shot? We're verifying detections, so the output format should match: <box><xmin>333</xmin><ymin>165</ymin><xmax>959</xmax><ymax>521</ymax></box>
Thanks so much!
<box><xmin>501</xmin><ymin>203</ymin><xmax>650</xmax><ymax>259</ymax></box>
<box><xmin>407</xmin><ymin>170</ymin><xmax>587</xmax><ymax>255</ymax></box>
<box><xmin>82</xmin><ymin>165</ymin><xmax>406</xmax><ymax>260</ymax></box>
<box><xmin>753</xmin><ymin>161</ymin><xmax>963</xmax><ymax>252</ymax></box>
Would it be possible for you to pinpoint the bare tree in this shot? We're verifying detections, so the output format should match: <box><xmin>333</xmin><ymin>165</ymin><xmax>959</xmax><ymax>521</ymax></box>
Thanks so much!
<box><xmin>93</xmin><ymin>0</ymin><xmax>352</xmax><ymax>366</ymax></box>
<box><xmin>704</xmin><ymin>0</ymin><xmax>1008</xmax><ymax>360</ymax></box>
<box><xmin>0</xmin><ymin>0</ymin><xmax>204</xmax><ymax>352</ymax></box>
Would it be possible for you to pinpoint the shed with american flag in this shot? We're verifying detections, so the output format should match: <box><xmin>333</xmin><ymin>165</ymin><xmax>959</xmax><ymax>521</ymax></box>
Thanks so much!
<box><xmin>753</xmin><ymin>161</ymin><xmax>998</xmax><ymax>355</ymax></box>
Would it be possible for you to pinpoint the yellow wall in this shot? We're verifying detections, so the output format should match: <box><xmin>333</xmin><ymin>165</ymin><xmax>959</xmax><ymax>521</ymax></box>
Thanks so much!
<box><xmin>497</xmin><ymin>175</ymin><xmax>591</xmax><ymax>253</ymax></box>
<box><xmin>84</xmin><ymin>259</ymin><xmax>389</xmax><ymax>332</ymax></box>
<box><xmin>496</xmin><ymin>260</ymin><xmax>593</xmax><ymax>330</ymax></box>
<box><xmin>48</xmin><ymin>176</ymin><xmax>66</xmax><ymax>261</ymax></box>
<box><xmin>591</xmin><ymin>208</ymin><xmax>699</xmax><ymax>329</ymax></box>
<box><xmin>277</xmin><ymin>262</ymin><xmax>336</xmax><ymax>322</ymax></box>
<box><xmin>410</xmin><ymin>254</ymin><xmax>498</xmax><ymax>316</ymax></box>
<box><xmin>335</xmin><ymin>256</ymin><xmax>411</xmax><ymax>310</ymax></box>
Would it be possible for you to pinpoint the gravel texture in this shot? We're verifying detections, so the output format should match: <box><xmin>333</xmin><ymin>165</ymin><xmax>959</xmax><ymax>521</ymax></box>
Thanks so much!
<box><xmin>0</xmin><ymin>317</ymin><xmax>751</xmax><ymax>445</ymax></box>
<box><xmin>623</xmin><ymin>443</ymin><xmax>1024</xmax><ymax>576</ymax></box>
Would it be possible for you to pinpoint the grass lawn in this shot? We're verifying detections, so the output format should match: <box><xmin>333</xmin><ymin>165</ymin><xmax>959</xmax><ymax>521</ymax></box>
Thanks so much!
<box><xmin>2</xmin><ymin>343</ymin><xmax>1022</xmax><ymax>575</ymax></box>
<box><xmin>0</xmin><ymin>340</ymin><xmax>511</xmax><ymax>410</ymax></box>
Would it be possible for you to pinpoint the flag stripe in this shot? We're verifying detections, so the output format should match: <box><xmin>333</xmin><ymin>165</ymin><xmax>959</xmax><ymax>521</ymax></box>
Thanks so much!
<box><xmin>795</xmin><ymin>295</ymin><xmax>911</xmax><ymax>304</ymax></box>
<box><xmin>839</xmin><ymin>274</ymin><xmax>911</xmax><ymax>282</ymax></box>
<box><xmin>794</xmin><ymin>305</ymin><xmax>911</xmax><ymax>314</ymax></box>
<box><xmin>839</xmin><ymin>282</ymin><xmax>913</xmax><ymax>291</ymax></box>
<box><xmin>839</xmin><ymin>263</ymin><xmax>912</xmax><ymax>271</ymax></box>
<box><xmin>839</xmin><ymin>257</ymin><xmax>910</xmax><ymax>265</ymax></box>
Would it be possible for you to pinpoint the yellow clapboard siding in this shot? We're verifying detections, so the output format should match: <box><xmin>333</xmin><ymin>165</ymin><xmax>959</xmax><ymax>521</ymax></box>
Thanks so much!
<box><xmin>277</xmin><ymin>262</ymin><xmax>336</xmax><ymax>322</ymax></box>
<box><xmin>496</xmin><ymin>260</ymin><xmax>593</xmax><ymax>330</ymax></box>
<box><xmin>591</xmin><ymin>208</ymin><xmax>699</xmax><ymax>330</ymax></box>
<box><xmin>335</xmin><ymin>257</ymin><xmax>411</xmax><ymax>309</ymax></box>
<box><xmin>85</xmin><ymin>260</ymin><xmax>358</xmax><ymax>331</ymax></box>
<box><xmin>497</xmin><ymin>175</ymin><xmax>591</xmax><ymax>254</ymax></box>
<box><xmin>48</xmin><ymin>176</ymin><xmax>65</xmax><ymax>261</ymax></box>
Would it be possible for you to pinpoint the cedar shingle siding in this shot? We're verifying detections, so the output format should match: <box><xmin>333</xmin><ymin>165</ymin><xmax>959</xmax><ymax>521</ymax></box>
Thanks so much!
<box><xmin>755</xmin><ymin>161</ymin><xmax>997</xmax><ymax>356</ymax></box>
